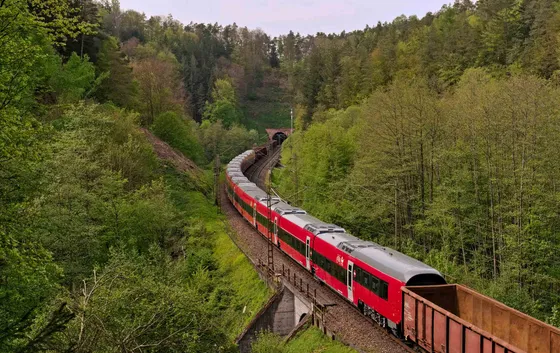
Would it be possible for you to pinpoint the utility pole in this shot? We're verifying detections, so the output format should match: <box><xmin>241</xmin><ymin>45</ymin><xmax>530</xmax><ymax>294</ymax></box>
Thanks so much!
<box><xmin>214</xmin><ymin>154</ymin><xmax>220</xmax><ymax>208</ymax></box>
<box><xmin>290</xmin><ymin>107</ymin><xmax>294</xmax><ymax>134</ymax></box>
<box><xmin>267</xmin><ymin>172</ymin><xmax>274</xmax><ymax>275</ymax></box>
<box><xmin>289</xmin><ymin>106</ymin><xmax>299</xmax><ymax>206</ymax></box>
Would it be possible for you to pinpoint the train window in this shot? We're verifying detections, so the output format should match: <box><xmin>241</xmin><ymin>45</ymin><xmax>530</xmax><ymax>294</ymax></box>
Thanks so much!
<box><xmin>380</xmin><ymin>282</ymin><xmax>388</xmax><ymax>300</ymax></box>
<box><xmin>354</xmin><ymin>265</ymin><xmax>389</xmax><ymax>301</ymax></box>
<box><xmin>371</xmin><ymin>276</ymin><xmax>379</xmax><ymax>293</ymax></box>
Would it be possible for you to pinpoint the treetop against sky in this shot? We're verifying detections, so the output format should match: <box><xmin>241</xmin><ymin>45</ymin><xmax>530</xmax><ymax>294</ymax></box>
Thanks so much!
<box><xmin>118</xmin><ymin>0</ymin><xmax>451</xmax><ymax>36</ymax></box>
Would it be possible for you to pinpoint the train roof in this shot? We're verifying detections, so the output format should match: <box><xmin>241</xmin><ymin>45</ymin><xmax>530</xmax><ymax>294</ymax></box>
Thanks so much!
<box><xmin>304</xmin><ymin>223</ymin><xmax>346</xmax><ymax>235</ymax></box>
<box><xmin>239</xmin><ymin>186</ymin><xmax>262</xmax><ymax>194</ymax></box>
<box><xmin>345</xmin><ymin>242</ymin><xmax>443</xmax><ymax>283</ymax></box>
<box><xmin>316</xmin><ymin>232</ymin><xmax>361</xmax><ymax>248</ymax></box>
<box><xmin>246</xmin><ymin>188</ymin><xmax>268</xmax><ymax>200</ymax></box>
<box><xmin>227</xmin><ymin>171</ymin><xmax>245</xmax><ymax>178</ymax></box>
<box><xmin>256</xmin><ymin>195</ymin><xmax>282</xmax><ymax>205</ymax></box>
<box><xmin>238</xmin><ymin>182</ymin><xmax>257</xmax><ymax>188</ymax></box>
<box><xmin>282</xmin><ymin>213</ymin><xmax>324</xmax><ymax>229</ymax></box>
<box><xmin>232</xmin><ymin>176</ymin><xmax>250</xmax><ymax>183</ymax></box>
<box><xmin>272</xmin><ymin>201</ymin><xmax>307</xmax><ymax>216</ymax></box>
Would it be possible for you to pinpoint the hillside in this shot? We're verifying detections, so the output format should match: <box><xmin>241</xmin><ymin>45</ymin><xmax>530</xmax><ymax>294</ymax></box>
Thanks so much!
<box><xmin>3</xmin><ymin>0</ymin><xmax>560</xmax><ymax>351</ymax></box>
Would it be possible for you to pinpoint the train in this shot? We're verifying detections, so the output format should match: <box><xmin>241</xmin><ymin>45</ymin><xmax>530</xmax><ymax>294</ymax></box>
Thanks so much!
<box><xmin>226</xmin><ymin>149</ymin><xmax>560</xmax><ymax>353</ymax></box>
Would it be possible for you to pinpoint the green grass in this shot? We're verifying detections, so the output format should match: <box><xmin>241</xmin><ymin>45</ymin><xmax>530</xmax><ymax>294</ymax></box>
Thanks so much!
<box><xmin>252</xmin><ymin>326</ymin><xmax>358</xmax><ymax>353</ymax></box>
<box><xmin>284</xmin><ymin>326</ymin><xmax>358</xmax><ymax>353</ymax></box>
<box><xmin>164</xmin><ymin>170</ymin><xmax>273</xmax><ymax>339</ymax></box>
<box><xmin>214</xmin><ymin>231</ymin><xmax>273</xmax><ymax>338</ymax></box>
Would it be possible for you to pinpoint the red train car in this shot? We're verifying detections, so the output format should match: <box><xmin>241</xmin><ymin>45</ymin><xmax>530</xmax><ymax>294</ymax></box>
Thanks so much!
<box><xmin>225</xmin><ymin>149</ymin><xmax>560</xmax><ymax>353</ymax></box>
<box><xmin>225</xmin><ymin>149</ymin><xmax>446</xmax><ymax>336</ymax></box>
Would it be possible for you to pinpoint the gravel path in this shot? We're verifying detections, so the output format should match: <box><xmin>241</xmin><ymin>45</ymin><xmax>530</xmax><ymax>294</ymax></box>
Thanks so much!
<box><xmin>221</xmin><ymin>150</ymin><xmax>412</xmax><ymax>353</ymax></box>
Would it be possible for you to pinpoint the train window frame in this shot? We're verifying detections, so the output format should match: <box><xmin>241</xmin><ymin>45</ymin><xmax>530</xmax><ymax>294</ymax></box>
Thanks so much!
<box><xmin>355</xmin><ymin>265</ymin><xmax>389</xmax><ymax>301</ymax></box>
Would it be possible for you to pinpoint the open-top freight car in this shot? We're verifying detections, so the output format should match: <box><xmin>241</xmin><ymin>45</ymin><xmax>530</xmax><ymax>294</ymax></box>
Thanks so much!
<box><xmin>403</xmin><ymin>284</ymin><xmax>560</xmax><ymax>353</ymax></box>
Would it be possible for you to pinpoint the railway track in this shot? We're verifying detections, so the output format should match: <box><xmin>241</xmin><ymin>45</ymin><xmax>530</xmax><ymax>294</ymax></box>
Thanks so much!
<box><xmin>244</xmin><ymin>146</ymin><xmax>282</xmax><ymax>190</ymax></box>
<box><xmin>221</xmin><ymin>145</ymin><xmax>413</xmax><ymax>353</ymax></box>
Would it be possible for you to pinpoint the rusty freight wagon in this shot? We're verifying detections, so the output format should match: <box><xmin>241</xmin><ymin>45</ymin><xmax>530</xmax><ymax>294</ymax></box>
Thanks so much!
<box><xmin>402</xmin><ymin>284</ymin><xmax>560</xmax><ymax>353</ymax></box>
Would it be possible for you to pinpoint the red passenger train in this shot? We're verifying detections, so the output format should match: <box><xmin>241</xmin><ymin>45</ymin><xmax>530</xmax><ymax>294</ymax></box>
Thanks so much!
<box><xmin>226</xmin><ymin>149</ymin><xmax>560</xmax><ymax>353</ymax></box>
<box><xmin>225</xmin><ymin>149</ymin><xmax>446</xmax><ymax>336</ymax></box>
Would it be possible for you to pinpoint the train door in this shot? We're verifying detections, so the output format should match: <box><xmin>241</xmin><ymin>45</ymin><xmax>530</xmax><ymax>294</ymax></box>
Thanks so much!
<box><xmin>273</xmin><ymin>217</ymin><xmax>278</xmax><ymax>245</ymax></box>
<box><xmin>347</xmin><ymin>260</ymin><xmax>354</xmax><ymax>302</ymax></box>
<box><xmin>252</xmin><ymin>202</ymin><xmax>257</xmax><ymax>228</ymax></box>
<box><xmin>305</xmin><ymin>237</ymin><xmax>311</xmax><ymax>270</ymax></box>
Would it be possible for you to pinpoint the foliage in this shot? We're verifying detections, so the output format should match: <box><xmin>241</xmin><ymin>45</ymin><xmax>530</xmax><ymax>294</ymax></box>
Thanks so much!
<box><xmin>28</xmin><ymin>0</ymin><xmax>98</xmax><ymax>47</ymax></box>
<box><xmin>5</xmin><ymin>0</ymin><xmax>560</xmax><ymax>351</ymax></box>
<box><xmin>252</xmin><ymin>331</ymin><xmax>284</xmax><ymax>353</ymax></box>
<box><xmin>152</xmin><ymin>111</ymin><xmax>204</xmax><ymax>164</ymax></box>
<box><xmin>251</xmin><ymin>327</ymin><xmax>357</xmax><ymax>353</ymax></box>
<box><xmin>131</xmin><ymin>48</ymin><xmax>185</xmax><ymax>125</ymax></box>
<box><xmin>94</xmin><ymin>36</ymin><xmax>139</xmax><ymax>108</ymax></box>
<box><xmin>0</xmin><ymin>231</ymin><xmax>66</xmax><ymax>352</ymax></box>
<box><xmin>276</xmin><ymin>73</ymin><xmax>560</xmax><ymax>322</ymax></box>
<box><xmin>60</xmin><ymin>247</ymin><xmax>236</xmax><ymax>353</ymax></box>
<box><xmin>198</xmin><ymin>120</ymin><xmax>259</xmax><ymax>164</ymax></box>
<box><xmin>549</xmin><ymin>305</ymin><xmax>560</xmax><ymax>327</ymax></box>
<box><xmin>49</xmin><ymin>53</ymin><xmax>97</xmax><ymax>103</ymax></box>
<box><xmin>203</xmin><ymin>78</ymin><xmax>243</xmax><ymax>128</ymax></box>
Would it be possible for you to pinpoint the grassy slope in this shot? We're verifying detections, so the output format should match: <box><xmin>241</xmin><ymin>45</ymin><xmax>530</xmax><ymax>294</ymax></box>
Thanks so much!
<box><xmin>144</xmin><ymin>110</ymin><xmax>274</xmax><ymax>341</ymax></box>
<box><xmin>284</xmin><ymin>327</ymin><xmax>358</xmax><ymax>353</ymax></box>
<box><xmin>214</xmin><ymin>230</ymin><xmax>272</xmax><ymax>338</ymax></box>
<box><xmin>165</xmin><ymin>171</ymin><xmax>272</xmax><ymax>339</ymax></box>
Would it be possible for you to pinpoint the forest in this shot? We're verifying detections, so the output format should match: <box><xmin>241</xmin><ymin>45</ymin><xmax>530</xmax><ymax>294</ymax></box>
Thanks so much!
<box><xmin>1</xmin><ymin>0</ymin><xmax>274</xmax><ymax>351</ymax></box>
<box><xmin>275</xmin><ymin>0</ymin><xmax>560</xmax><ymax>325</ymax></box>
<box><xmin>2</xmin><ymin>0</ymin><xmax>560</xmax><ymax>352</ymax></box>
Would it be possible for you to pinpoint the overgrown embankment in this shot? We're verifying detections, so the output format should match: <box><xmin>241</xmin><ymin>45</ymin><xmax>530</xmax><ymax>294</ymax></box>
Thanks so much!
<box><xmin>252</xmin><ymin>326</ymin><xmax>358</xmax><ymax>353</ymax></box>
<box><xmin>147</xmin><ymin>124</ymin><xmax>274</xmax><ymax>340</ymax></box>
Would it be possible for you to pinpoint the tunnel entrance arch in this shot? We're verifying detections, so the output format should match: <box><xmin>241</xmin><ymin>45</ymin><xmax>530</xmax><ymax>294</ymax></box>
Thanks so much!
<box><xmin>272</xmin><ymin>132</ymin><xmax>288</xmax><ymax>145</ymax></box>
<box><xmin>266</xmin><ymin>128</ymin><xmax>293</xmax><ymax>145</ymax></box>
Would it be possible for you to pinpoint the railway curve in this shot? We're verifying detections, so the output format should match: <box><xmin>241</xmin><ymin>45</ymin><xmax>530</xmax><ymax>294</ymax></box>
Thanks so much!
<box><xmin>221</xmin><ymin>145</ymin><xmax>412</xmax><ymax>353</ymax></box>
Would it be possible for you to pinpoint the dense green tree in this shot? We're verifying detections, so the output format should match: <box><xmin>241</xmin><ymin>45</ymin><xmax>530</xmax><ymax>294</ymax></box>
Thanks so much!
<box><xmin>152</xmin><ymin>111</ymin><xmax>204</xmax><ymax>163</ymax></box>
<box><xmin>49</xmin><ymin>52</ymin><xmax>97</xmax><ymax>103</ymax></box>
<box><xmin>203</xmin><ymin>78</ymin><xmax>242</xmax><ymax>127</ymax></box>
<box><xmin>95</xmin><ymin>36</ymin><xmax>139</xmax><ymax>108</ymax></box>
<box><xmin>132</xmin><ymin>48</ymin><xmax>185</xmax><ymax>125</ymax></box>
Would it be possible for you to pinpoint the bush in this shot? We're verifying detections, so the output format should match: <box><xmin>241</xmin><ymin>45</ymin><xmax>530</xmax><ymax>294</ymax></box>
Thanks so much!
<box><xmin>152</xmin><ymin>111</ymin><xmax>204</xmax><ymax>163</ymax></box>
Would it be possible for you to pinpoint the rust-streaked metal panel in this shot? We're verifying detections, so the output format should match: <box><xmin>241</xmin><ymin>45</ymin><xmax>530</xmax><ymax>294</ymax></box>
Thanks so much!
<box><xmin>492</xmin><ymin>305</ymin><xmax>510</xmax><ymax>344</ymax></box>
<box><xmin>425</xmin><ymin>306</ymin><xmax>434</xmax><ymax>352</ymax></box>
<box><xmin>466</xmin><ymin>329</ymin><xmax>482</xmax><ymax>353</ymax></box>
<box><xmin>457</xmin><ymin>287</ymin><xmax>473</xmax><ymax>323</ymax></box>
<box><xmin>528</xmin><ymin>322</ymin><xmax>549</xmax><ymax>353</ymax></box>
<box><xmin>417</xmin><ymin>300</ymin><xmax>425</xmax><ymax>345</ymax></box>
<box><xmin>551</xmin><ymin>331</ymin><xmax>560</xmax><ymax>353</ymax></box>
<box><xmin>448</xmin><ymin>319</ymin><xmax>463</xmax><ymax>353</ymax></box>
<box><xmin>403</xmin><ymin>293</ymin><xmax>417</xmax><ymax>342</ymax></box>
<box><xmin>495</xmin><ymin>346</ymin><xmax>505</xmax><ymax>353</ymax></box>
<box><xmin>434</xmin><ymin>310</ymin><xmax>447</xmax><ymax>353</ymax></box>
<box><xmin>482</xmin><ymin>298</ymin><xmax>493</xmax><ymax>335</ymax></box>
<box><xmin>510</xmin><ymin>312</ymin><xmax>529</xmax><ymax>350</ymax></box>
<box><xmin>482</xmin><ymin>337</ymin><xmax>493</xmax><ymax>353</ymax></box>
